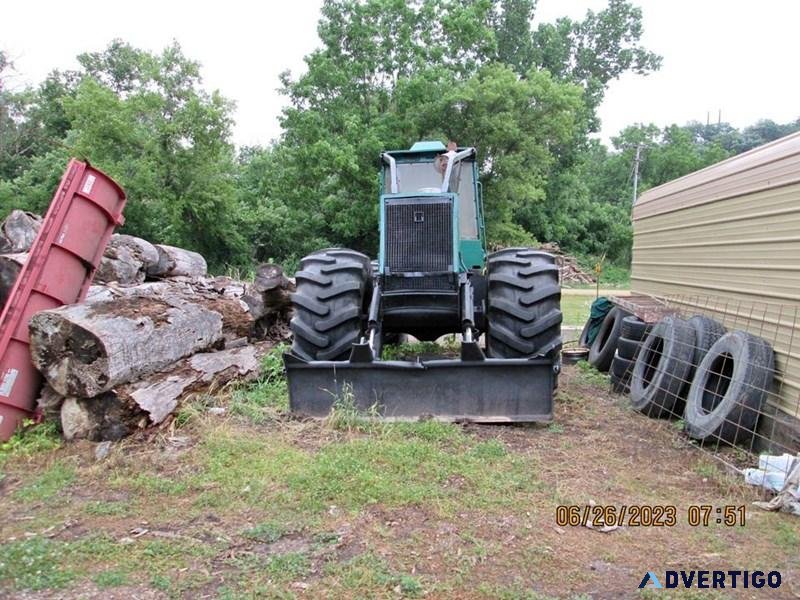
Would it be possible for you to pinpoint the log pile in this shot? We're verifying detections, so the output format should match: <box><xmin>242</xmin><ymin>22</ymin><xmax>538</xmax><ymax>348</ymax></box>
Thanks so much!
<box><xmin>538</xmin><ymin>242</ymin><xmax>596</xmax><ymax>285</ymax></box>
<box><xmin>29</xmin><ymin>273</ymin><xmax>292</xmax><ymax>441</ymax></box>
<box><xmin>0</xmin><ymin>210</ymin><xmax>293</xmax><ymax>441</ymax></box>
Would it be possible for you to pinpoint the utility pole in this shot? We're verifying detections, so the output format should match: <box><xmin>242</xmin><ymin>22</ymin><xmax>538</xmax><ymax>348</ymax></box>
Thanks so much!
<box><xmin>632</xmin><ymin>143</ymin><xmax>643</xmax><ymax>204</ymax></box>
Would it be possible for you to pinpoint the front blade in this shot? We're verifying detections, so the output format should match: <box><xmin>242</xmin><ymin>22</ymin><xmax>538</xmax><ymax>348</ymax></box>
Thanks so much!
<box><xmin>284</xmin><ymin>354</ymin><xmax>555</xmax><ymax>422</ymax></box>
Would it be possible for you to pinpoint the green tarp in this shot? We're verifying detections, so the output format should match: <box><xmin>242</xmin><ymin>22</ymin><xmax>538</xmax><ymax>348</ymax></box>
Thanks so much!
<box><xmin>585</xmin><ymin>296</ymin><xmax>614</xmax><ymax>346</ymax></box>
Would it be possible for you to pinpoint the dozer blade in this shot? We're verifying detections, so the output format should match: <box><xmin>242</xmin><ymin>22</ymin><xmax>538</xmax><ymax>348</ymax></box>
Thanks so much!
<box><xmin>284</xmin><ymin>349</ymin><xmax>556</xmax><ymax>423</ymax></box>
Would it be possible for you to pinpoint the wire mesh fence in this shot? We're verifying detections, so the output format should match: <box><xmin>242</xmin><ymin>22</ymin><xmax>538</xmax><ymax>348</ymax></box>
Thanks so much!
<box><xmin>605</xmin><ymin>293</ymin><xmax>800</xmax><ymax>477</ymax></box>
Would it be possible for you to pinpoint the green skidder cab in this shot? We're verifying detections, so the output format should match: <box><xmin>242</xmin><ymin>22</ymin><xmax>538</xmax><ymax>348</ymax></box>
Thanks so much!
<box><xmin>285</xmin><ymin>141</ymin><xmax>563</xmax><ymax>422</ymax></box>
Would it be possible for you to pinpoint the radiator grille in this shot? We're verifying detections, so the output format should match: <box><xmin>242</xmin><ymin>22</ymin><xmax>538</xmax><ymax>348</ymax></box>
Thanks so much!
<box><xmin>385</xmin><ymin>197</ymin><xmax>453</xmax><ymax>274</ymax></box>
<box><xmin>384</xmin><ymin>275</ymin><xmax>455</xmax><ymax>292</ymax></box>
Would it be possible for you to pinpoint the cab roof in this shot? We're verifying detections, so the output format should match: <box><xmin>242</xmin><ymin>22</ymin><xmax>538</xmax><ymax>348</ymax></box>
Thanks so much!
<box><xmin>383</xmin><ymin>141</ymin><xmax>476</xmax><ymax>161</ymax></box>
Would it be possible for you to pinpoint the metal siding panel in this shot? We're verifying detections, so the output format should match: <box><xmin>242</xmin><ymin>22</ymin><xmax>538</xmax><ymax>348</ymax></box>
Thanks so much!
<box><xmin>633</xmin><ymin>132</ymin><xmax>800</xmax><ymax>220</ymax></box>
<box><xmin>632</xmin><ymin>180</ymin><xmax>800</xmax><ymax>421</ymax></box>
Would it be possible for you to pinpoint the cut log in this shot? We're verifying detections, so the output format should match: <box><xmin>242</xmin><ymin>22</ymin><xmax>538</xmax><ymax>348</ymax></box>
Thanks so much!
<box><xmin>249</xmin><ymin>263</ymin><xmax>294</xmax><ymax>313</ymax></box>
<box><xmin>94</xmin><ymin>234</ymin><xmax>159</xmax><ymax>285</ymax></box>
<box><xmin>59</xmin><ymin>344</ymin><xmax>268</xmax><ymax>441</ymax></box>
<box><xmin>0</xmin><ymin>252</ymin><xmax>27</xmax><ymax>307</ymax></box>
<box><xmin>29</xmin><ymin>275</ymin><xmax>282</xmax><ymax>397</ymax></box>
<box><xmin>149</xmin><ymin>244</ymin><xmax>207</xmax><ymax>278</ymax></box>
<box><xmin>30</xmin><ymin>294</ymin><xmax>225</xmax><ymax>397</ymax></box>
<box><xmin>0</xmin><ymin>210</ymin><xmax>42</xmax><ymax>253</ymax></box>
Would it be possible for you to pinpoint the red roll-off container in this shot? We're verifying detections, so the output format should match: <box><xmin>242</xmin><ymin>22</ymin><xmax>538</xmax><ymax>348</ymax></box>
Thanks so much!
<box><xmin>0</xmin><ymin>160</ymin><xmax>126</xmax><ymax>440</ymax></box>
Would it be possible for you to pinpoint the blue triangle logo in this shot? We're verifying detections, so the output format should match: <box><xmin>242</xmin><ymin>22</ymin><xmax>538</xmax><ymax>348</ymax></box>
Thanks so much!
<box><xmin>639</xmin><ymin>571</ymin><xmax>663</xmax><ymax>589</ymax></box>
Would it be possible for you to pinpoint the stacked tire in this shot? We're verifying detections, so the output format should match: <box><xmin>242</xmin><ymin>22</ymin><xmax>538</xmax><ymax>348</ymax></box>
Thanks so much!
<box><xmin>588</xmin><ymin>308</ymin><xmax>627</xmax><ymax>372</ymax></box>
<box><xmin>626</xmin><ymin>312</ymin><xmax>775</xmax><ymax>446</ymax></box>
<box><xmin>609</xmin><ymin>316</ymin><xmax>651</xmax><ymax>394</ymax></box>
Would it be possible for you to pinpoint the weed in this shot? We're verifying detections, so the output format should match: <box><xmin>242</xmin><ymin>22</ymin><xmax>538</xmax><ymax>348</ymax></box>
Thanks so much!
<box><xmin>385</xmin><ymin>419</ymin><xmax>464</xmax><ymax>443</ymax></box>
<box><xmin>547</xmin><ymin>423</ymin><xmax>565</xmax><ymax>434</ymax></box>
<box><xmin>381</xmin><ymin>340</ymin><xmax>458</xmax><ymax>360</ymax></box>
<box><xmin>243</xmin><ymin>521</ymin><xmax>285</xmax><ymax>543</ymax></box>
<box><xmin>14</xmin><ymin>460</ymin><xmax>75</xmax><ymax>502</ymax></box>
<box><xmin>694</xmin><ymin>461</ymin><xmax>717</xmax><ymax>479</ymax></box>
<box><xmin>230</xmin><ymin>343</ymin><xmax>289</xmax><ymax>423</ymax></box>
<box><xmin>468</xmin><ymin>438</ymin><xmax>507</xmax><ymax>459</ymax></box>
<box><xmin>0</xmin><ymin>420</ymin><xmax>61</xmax><ymax>466</ymax></box>
<box><xmin>575</xmin><ymin>361</ymin><xmax>608</xmax><ymax>386</ymax></box>
<box><xmin>150</xmin><ymin>574</ymin><xmax>172</xmax><ymax>591</ymax></box>
<box><xmin>325</xmin><ymin>383</ymin><xmax>380</xmax><ymax>433</ymax></box>
<box><xmin>93</xmin><ymin>569</ymin><xmax>129</xmax><ymax>588</ymax></box>
<box><xmin>264</xmin><ymin>552</ymin><xmax>310</xmax><ymax>581</ymax></box>
<box><xmin>773</xmin><ymin>520</ymin><xmax>799</xmax><ymax>549</ymax></box>
<box><xmin>124</xmin><ymin>473</ymin><xmax>188</xmax><ymax>496</ymax></box>
<box><xmin>83</xmin><ymin>500</ymin><xmax>131</xmax><ymax>517</ymax></box>
<box><xmin>324</xmin><ymin>553</ymin><xmax>422</xmax><ymax>597</ymax></box>
<box><xmin>0</xmin><ymin>537</ymin><xmax>75</xmax><ymax>591</ymax></box>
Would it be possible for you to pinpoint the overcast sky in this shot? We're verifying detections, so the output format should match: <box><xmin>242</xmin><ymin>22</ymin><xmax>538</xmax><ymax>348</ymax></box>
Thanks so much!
<box><xmin>2</xmin><ymin>0</ymin><xmax>799</xmax><ymax>147</ymax></box>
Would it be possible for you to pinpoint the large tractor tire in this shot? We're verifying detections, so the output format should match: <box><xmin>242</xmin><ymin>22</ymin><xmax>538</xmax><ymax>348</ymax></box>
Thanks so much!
<box><xmin>290</xmin><ymin>249</ymin><xmax>370</xmax><ymax>361</ymax></box>
<box><xmin>487</xmin><ymin>248</ymin><xmax>562</xmax><ymax>359</ymax></box>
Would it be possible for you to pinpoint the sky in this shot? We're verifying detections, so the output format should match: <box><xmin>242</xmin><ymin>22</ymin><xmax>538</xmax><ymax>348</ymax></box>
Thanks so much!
<box><xmin>2</xmin><ymin>0</ymin><xmax>799</xmax><ymax>148</ymax></box>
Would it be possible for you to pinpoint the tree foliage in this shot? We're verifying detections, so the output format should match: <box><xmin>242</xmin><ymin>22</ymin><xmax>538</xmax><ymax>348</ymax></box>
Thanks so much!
<box><xmin>0</xmin><ymin>3</ymin><xmax>797</xmax><ymax>274</ymax></box>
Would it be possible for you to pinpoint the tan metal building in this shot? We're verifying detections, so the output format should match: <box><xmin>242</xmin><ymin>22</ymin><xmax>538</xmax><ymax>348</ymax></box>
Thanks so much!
<box><xmin>631</xmin><ymin>131</ymin><xmax>800</xmax><ymax>448</ymax></box>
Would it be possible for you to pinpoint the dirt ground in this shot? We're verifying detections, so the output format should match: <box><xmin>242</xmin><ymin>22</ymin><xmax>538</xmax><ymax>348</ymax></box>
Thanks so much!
<box><xmin>1</xmin><ymin>361</ymin><xmax>799</xmax><ymax>599</ymax></box>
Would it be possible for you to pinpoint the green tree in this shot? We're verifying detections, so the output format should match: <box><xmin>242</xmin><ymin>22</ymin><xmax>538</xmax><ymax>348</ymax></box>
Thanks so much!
<box><xmin>64</xmin><ymin>41</ymin><xmax>247</xmax><ymax>268</ymax></box>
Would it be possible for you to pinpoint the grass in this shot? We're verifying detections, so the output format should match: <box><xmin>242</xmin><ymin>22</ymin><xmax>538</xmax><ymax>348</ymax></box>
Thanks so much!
<box><xmin>13</xmin><ymin>460</ymin><xmax>75</xmax><ymax>502</ymax></box>
<box><xmin>574</xmin><ymin>255</ymin><xmax>631</xmax><ymax>288</ymax></box>
<box><xmin>561</xmin><ymin>293</ymin><xmax>594</xmax><ymax>327</ymax></box>
<box><xmin>185</xmin><ymin>420</ymin><xmax>537</xmax><ymax>518</ymax></box>
<box><xmin>228</xmin><ymin>343</ymin><xmax>290</xmax><ymax>423</ymax></box>
<box><xmin>1</xmin><ymin>353</ymin><xmax>799</xmax><ymax>598</ymax></box>
<box><xmin>381</xmin><ymin>338</ymin><xmax>460</xmax><ymax>360</ymax></box>
<box><xmin>323</xmin><ymin>553</ymin><xmax>423</xmax><ymax>598</ymax></box>
<box><xmin>0</xmin><ymin>420</ymin><xmax>61</xmax><ymax>468</ymax></box>
<box><xmin>575</xmin><ymin>360</ymin><xmax>609</xmax><ymax>386</ymax></box>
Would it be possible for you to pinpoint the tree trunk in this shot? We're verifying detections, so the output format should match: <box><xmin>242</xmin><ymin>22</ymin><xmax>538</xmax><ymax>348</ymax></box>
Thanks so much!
<box><xmin>94</xmin><ymin>234</ymin><xmax>160</xmax><ymax>285</ymax></box>
<box><xmin>149</xmin><ymin>244</ymin><xmax>207</xmax><ymax>278</ymax></box>
<box><xmin>244</xmin><ymin>264</ymin><xmax>295</xmax><ymax>339</ymax></box>
<box><xmin>0</xmin><ymin>210</ymin><xmax>41</xmax><ymax>254</ymax></box>
<box><xmin>0</xmin><ymin>252</ymin><xmax>26</xmax><ymax>307</ymax></box>
<box><xmin>30</xmin><ymin>293</ymin><xmax>225</xmax><ymax>397</ymax></box>
<box><xmin>28</xmin><ymin>275</ymin><xmax>289</xmax><ymax>397</ymax></box>
<box><xmin>58</xmin><ymin>344</ymin><xmax>268</xmax><ymax>440</ymax></box>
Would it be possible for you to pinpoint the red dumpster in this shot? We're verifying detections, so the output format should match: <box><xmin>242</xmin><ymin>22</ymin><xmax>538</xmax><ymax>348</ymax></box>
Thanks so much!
<box><xmin>0</xmin><ymin>160</ymin><xmax>126</xmax><ymax>440</ymax></box>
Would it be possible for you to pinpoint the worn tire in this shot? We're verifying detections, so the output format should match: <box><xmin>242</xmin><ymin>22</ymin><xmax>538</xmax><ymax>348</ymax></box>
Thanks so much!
<box><xmin>487</xmin><ymin>248</ymin><xmax>562</xmax><ymax>359</ymax></box>
<box><xmin>629</xmin><ymin>317</ymin><xmax>696</xmax><ymax>418</ymax></box>
<box><xmin>687</xmin><ymin>315</ymin><xmax>726</xmax><ymax>367</ymax></box>
<box><xmin>610</xmin><ymin>353</ymin><xmax>634</xmax><ymax>394</ymax></box>
<box><xmin>611</xmin><ymin>353</ymin><xmax>633</xmax><ymax>380</ymax></box>
<box><xmin>290</xmin><ymin>249</ymin><xmax>370</xmax><ymax>361</ymax></box>
<box><xmin>616</xmin><ymin>337</ymin><xmax>641</xmax><ymax>361</ymax></box>
<box><xmin>621</xmin><ymin>316</ymin><xmax>651</xmax><ymax>342</ymax></box>
<box><xmin>588</xmin><ymin>308</ymin><xmax>625</xmax><ymax>372</ymax></box>
<box><xmin>684</xmin><ymin>331</ymin><xmax>774</xmax><ymax>445</ymax></box>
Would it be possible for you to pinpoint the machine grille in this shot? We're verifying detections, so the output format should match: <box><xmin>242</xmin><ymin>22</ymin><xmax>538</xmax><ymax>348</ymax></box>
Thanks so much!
<box><xmin>384</xmin><ymin>274</ymin><xmax>455</xmax><ymax>292</ymax></box>
<box><xmin>385</xmin><ymin>197</ymin><xmax>453</xmax><ymax>274</ymax></box>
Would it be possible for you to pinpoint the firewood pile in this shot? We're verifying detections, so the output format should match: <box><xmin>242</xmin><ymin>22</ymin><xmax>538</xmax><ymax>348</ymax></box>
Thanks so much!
<box><xmin>0</xmin><ymin>210</ymin><xmax>293</xmax><ymax>442</ymax></box>
<box><xmin>538</xmin><ymin>242</ymin><xmax>595</xmax><ymax>285</ymax></box>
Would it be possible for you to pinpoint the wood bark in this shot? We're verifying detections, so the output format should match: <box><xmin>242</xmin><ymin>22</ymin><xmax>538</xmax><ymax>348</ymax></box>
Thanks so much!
<box><xmin>0</xmin><ymin>210</ymin><xmax>41</xmax><ymax>253</ymax></box>
<box><xmin>94</xmin><ymin>234</ymin><xmax>160</xmax><ymax>285</ymax></box>
<box><xmin>29</xmin><ymin>274</ymin><xmax>291</xmax><ymax>397</ymax></box>
<box><xmin>149</xmin><ymin>244</ymin><xmax>207</xmax><ymax>278</ymax></box>
<box><xmin>30</xmin><ymin>292</ymin><xmax>226</xmax><ymax>397</ymax></box>
<box><xmin>58</xmin><ymin>344</ymin><xmax>267</xmax><ymax>441</ymax></box>
<box><xmin>0</xmin><ymin>252</ymin><xmax>26</xmax><ymax>307</ymax></box>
